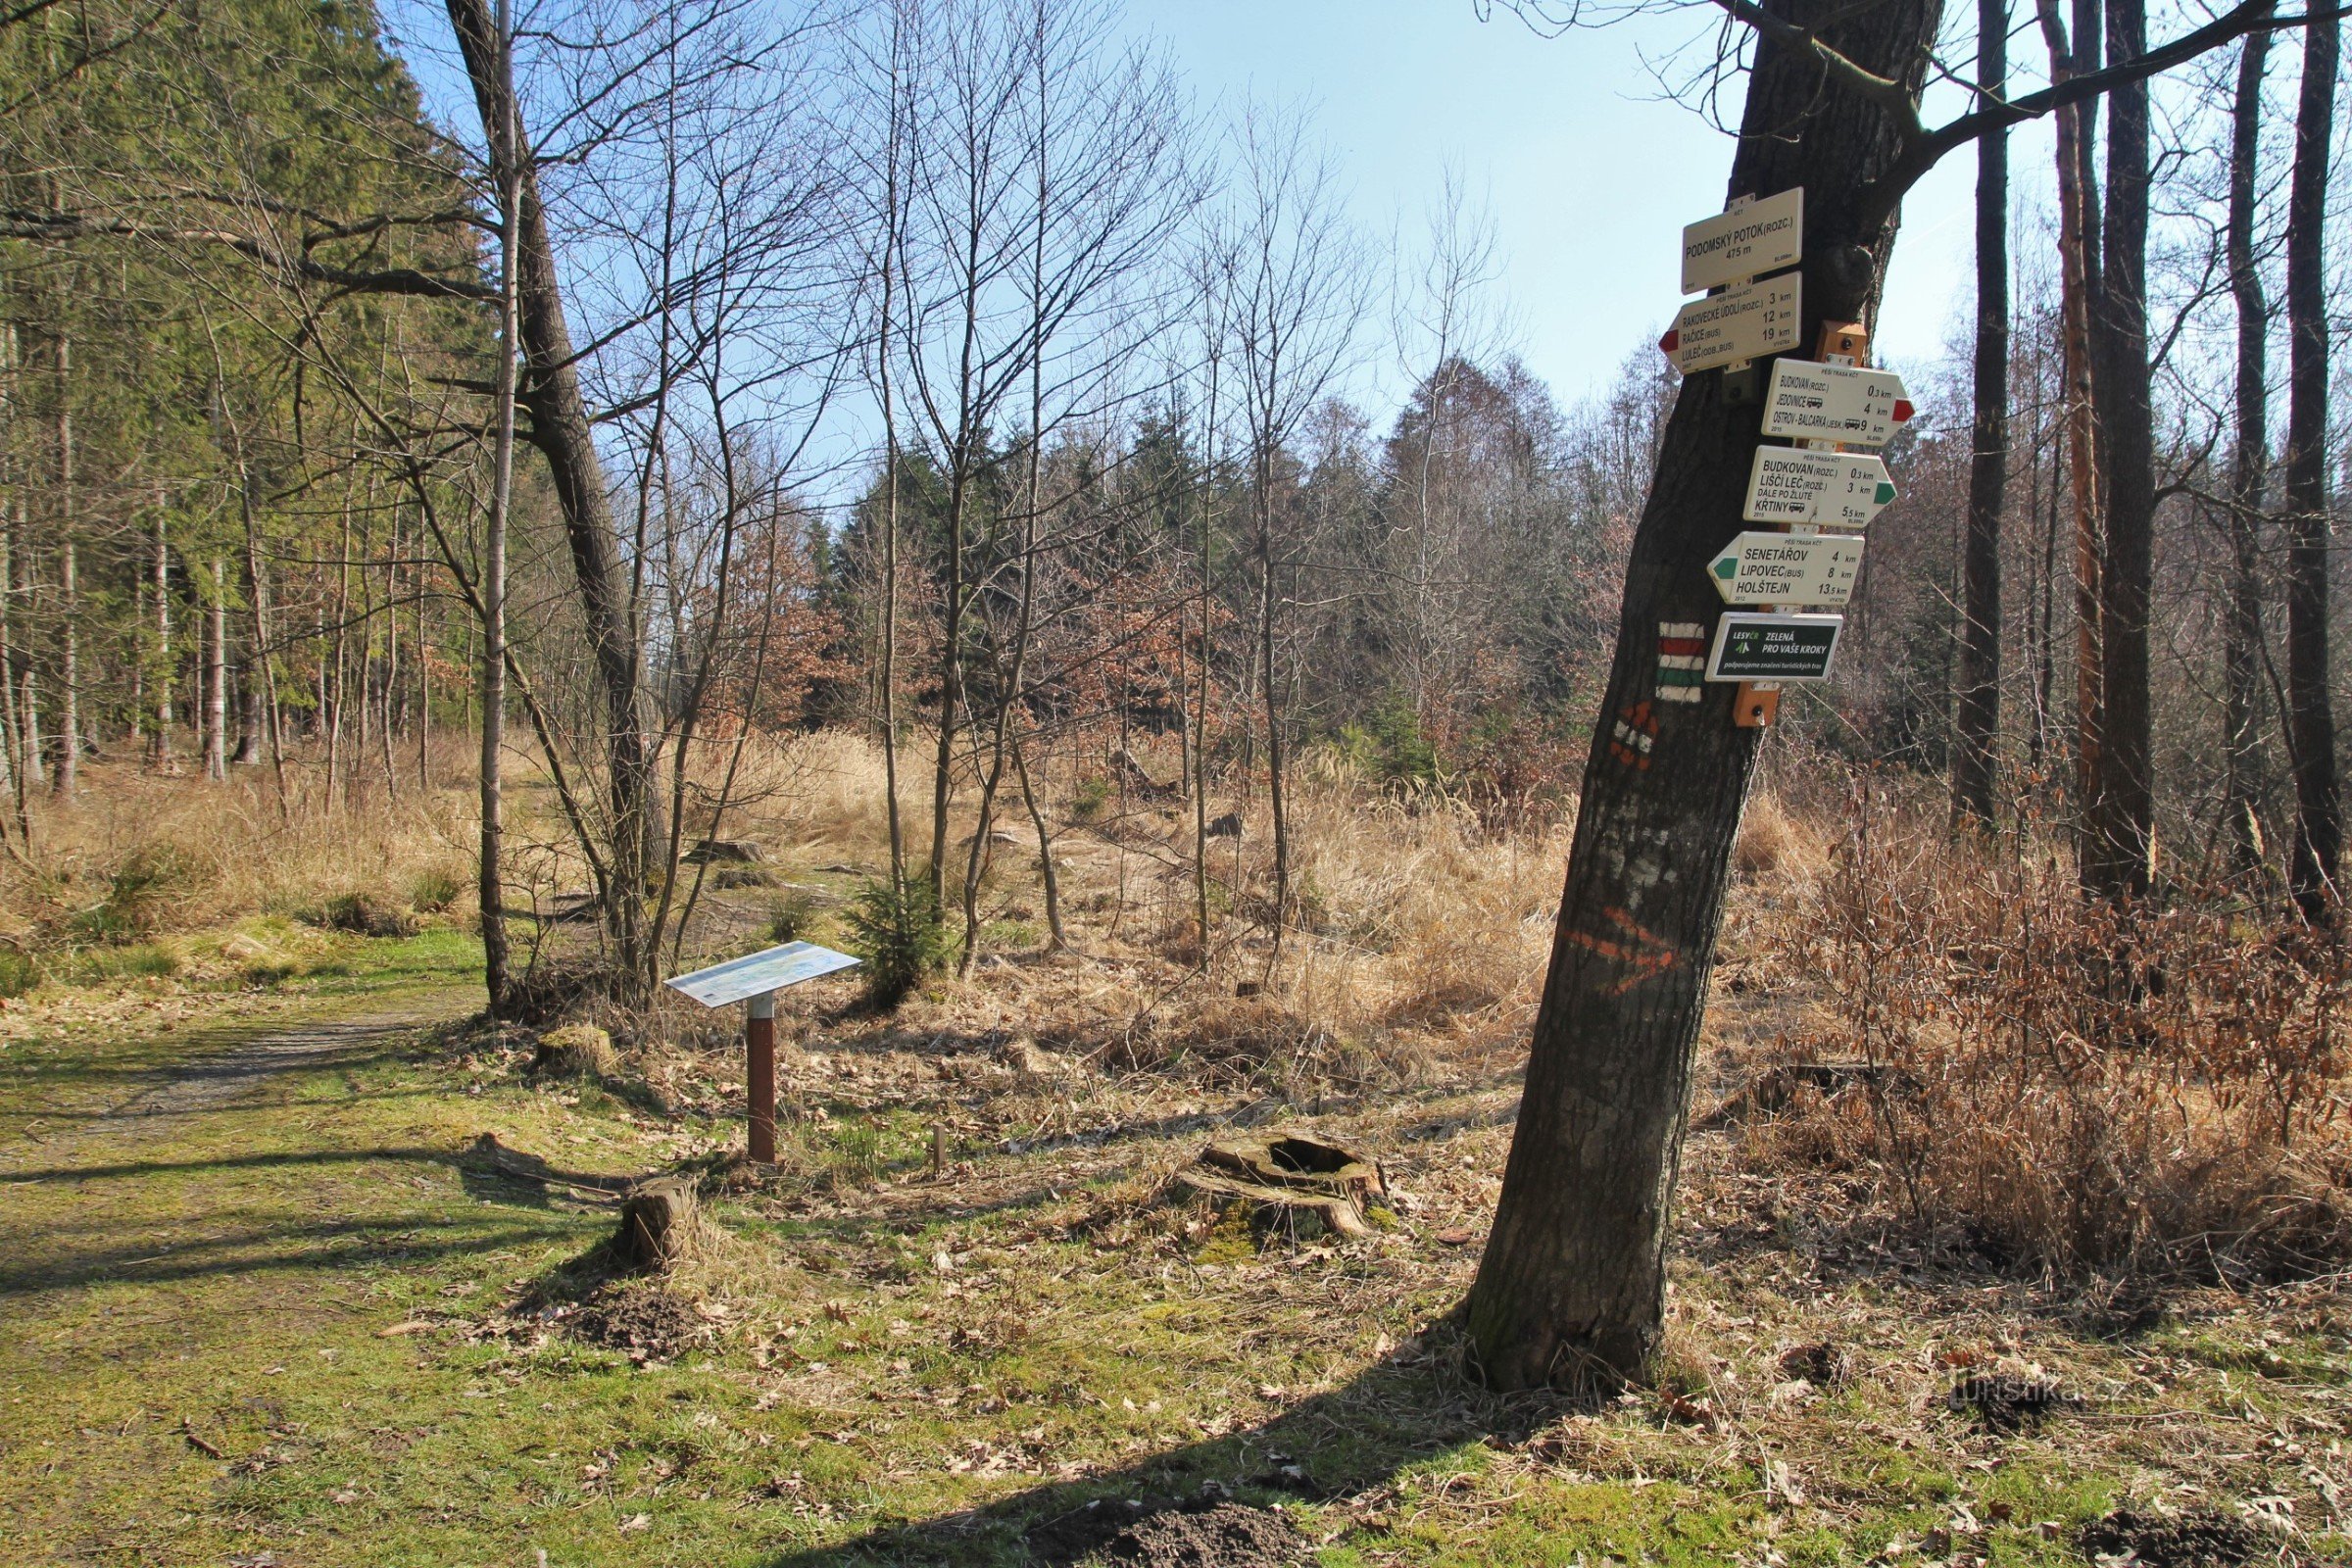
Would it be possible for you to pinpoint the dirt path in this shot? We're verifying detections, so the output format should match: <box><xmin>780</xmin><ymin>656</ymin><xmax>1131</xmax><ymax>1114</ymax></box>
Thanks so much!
<box><xmin>91</xmin><ymin>1004</ymin><xmax>471</xmax><ymax>1131</ymax></box>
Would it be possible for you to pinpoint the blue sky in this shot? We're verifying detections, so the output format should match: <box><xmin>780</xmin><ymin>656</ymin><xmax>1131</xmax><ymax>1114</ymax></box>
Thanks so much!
<box><xmin>1126</xmin><ymin>0</ymin><xmax>2044</xmax><ymax>412</ymax></box>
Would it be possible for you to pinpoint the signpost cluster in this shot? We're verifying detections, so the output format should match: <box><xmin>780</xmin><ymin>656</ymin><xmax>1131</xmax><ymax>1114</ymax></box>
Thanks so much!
<box><xmin>1664</xmin><ymin>188</ymin><xmax>1916</xmax><ymax>725</ymax></box>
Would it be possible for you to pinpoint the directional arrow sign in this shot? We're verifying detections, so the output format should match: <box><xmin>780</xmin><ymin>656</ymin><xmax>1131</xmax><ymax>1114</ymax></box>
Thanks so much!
<box><xmin>1681</xmin><ymin>187</ymin><xmax>1803</xmax><ymax>294</ymax></box>
<box><xmin>1742</xmin><ymin>447</ymin><xmax>1897</xmax><ymax>527</ymax></box>
<box><xmin>1708</xmin><ymin>531</ymin><xmax>1865</xmax><ymax>606</ymax></box>
<box><xmin>1661</xmin><ymin>274</ymin><xmax>1801</xmax><ymax>374</ymax></box>
<box><xmin>1705</xmin><ymin>612</ymin><xmax>1844</xmax><ymax>682</ymax></box>
<box><xmin>1761</xmin><ymin>359</ymin><xmax>1914</xmax><ymax>447</ymax></box>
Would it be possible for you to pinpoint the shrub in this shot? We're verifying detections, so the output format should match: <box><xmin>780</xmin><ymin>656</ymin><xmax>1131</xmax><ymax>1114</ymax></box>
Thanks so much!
<box><xmin>765</xmin><ymin>889</ymin><xmax>818</xmax><ymax>946</ymax></box>
<box><xmin>408</xmin><ymin>868</ymin><xmax>465</xmax><ymax>913</ymax></box>
<box><xmin>1741</xmin><ymin>779</ymin><xmax>2352</xmax><ymax>1280</ymax></box>
<box><xmin>72</xmin><ymin>845</ymin><xmax>206</xmax><ymax>945</ymax></box>
<box><xmin>843</xmin><ymin>875</ymin><xmax>948</xmax><ymax>1007</ymax></box>
<box><xmin>318</xmin><ymin>892</ymin><xmax>418</xmax><ymax>939</ymax></box>
<box><xmin>0</xmin><ymin>947</ymin><xmax>38</xmax><ymax>997</ymax></box>
<box><xmin>1069</xmin><ymin>776</ymin><xmax>1112</xmax><ymax>822</ymax></box>
<box><xmin>1337</xmin><ymin>691</ymin><xmax>1440</xmax><ymax>792</ymax></box>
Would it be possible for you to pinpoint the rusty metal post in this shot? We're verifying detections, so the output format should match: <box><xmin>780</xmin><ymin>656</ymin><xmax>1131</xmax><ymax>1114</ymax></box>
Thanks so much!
<box><xmin>745</xmin><ymin>991</ymin><xmax>776</xmax><ymax>1163</ymax></box>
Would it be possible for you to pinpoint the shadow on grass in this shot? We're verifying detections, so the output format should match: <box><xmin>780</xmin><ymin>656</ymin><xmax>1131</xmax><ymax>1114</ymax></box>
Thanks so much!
<box><xmin>760</xmin><ymin>1309</ymin><xmax>1588</xmax><ymax>1568</ymax></box>
<box><xmin>0</xmin><ymin>1138</ymin><xmax>639</xmax><ymax>1295</ymax></box>
<box><xmin>0</xmin><ymin>1212</ymin><xmax>585</xmax><ymax>1295</ymax></box>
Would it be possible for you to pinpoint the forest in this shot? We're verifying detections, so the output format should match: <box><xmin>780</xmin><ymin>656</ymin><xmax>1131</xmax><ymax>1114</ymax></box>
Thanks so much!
<box><xmin>1</xmin><ymin>0</ymin><xmax>2350</xmax><ymax>1561</ymax></box>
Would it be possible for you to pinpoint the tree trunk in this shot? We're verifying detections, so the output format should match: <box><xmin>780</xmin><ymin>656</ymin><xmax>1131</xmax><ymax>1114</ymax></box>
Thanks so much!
<box><xmin>2224</xmin><ymin>19</ymin><xmax>2273</xmax><ymax>882</ymax></box>
<box><xmin>1255</xmin><ymin>474</ymin><xmax>1290</xmax><ymax>947</ymax></box>
<box><xmin>2039</xmin><ymin>0</ymin><xmax>2105</xmax><ymax>854</ymax></box>
<box><xmin>2283</xmin><ymin>7</ymin><xmax>2339</xmax><ymax>919</ymax></box>
<box><xmin>152</xmin><ymin>513</ymin><xmax>172</xmax><ymax>771</ymax></box>
<box><xmin>52</xmin><ymin>332</ymin><xmax>74</xmax><ymax>799</ymax></box>
<box><xmin>447</xmin><ymin>0</ymin><xmax>655</xmax><ymax>995</ymax></box>
<box><xmin>478</xmin><ymin>0</ymin><xmax>518</xmax><ymax>1018</ymax></box>
<box><xmin>205</xmin><ymin>561</ymin><xmax>227</xmax><ymax>780</ymax></box>
<box><xmin>2084</xmin><ymin>0</ymin><xmax>2156</xmax><ymax>898</ymax></box>
<box><xmin>1951</xmin><ymin>0</ymin><xmax>2009</xmax><ymax>829</ymax></box>
<box><xmin>15</xmin><ymin>521</ymin><xmax>38</xmax><ymax>810</ymax></box>
<box><xmin>1466</xmin><ymin>0</ymin><xmax>1940</xmax><ymax>1393</ymax></box>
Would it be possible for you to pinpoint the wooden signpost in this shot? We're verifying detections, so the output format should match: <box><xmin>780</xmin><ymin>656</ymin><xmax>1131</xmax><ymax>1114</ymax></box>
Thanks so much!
<box><xmin>1707</xmin><ymin>531</ymin><xmax>1865</xmax><ymax>607</ymax></box>
<box><xmin>664</xmin><ymin>940</ymin><xmax>861</xmax><ymax>1163</ymax></box>
<box><xmin>1741</xmin><ymin>447</ymin><xmax>1896</xmax><ymax>527</ymax></box>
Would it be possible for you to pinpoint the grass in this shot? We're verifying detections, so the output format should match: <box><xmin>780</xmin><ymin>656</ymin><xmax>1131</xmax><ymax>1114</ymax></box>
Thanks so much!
<box><xmin>6</xmin><ymin>739</ymin><xmax>2352</xmax><ymax>1565</ymax></box>
<box><xmin>9</xmin><ymin>946</ymin><xmax>2352</xmax><ymax>1566</ymax></box>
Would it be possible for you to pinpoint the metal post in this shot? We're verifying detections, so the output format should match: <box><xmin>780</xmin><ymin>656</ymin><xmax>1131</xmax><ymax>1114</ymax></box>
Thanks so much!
<box><xmin>745</xmin><ymin>991</ymin><xmax>776</xmax><ymax>1163</ymax></box>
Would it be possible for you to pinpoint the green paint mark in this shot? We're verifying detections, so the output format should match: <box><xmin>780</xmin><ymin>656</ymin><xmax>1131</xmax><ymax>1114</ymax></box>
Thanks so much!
<box><xmin>1714</xmin><ymin>558</ymin><xmax>1738</xmax><ymax>579</ymax></box>
<box><xmin>1875</xmin><ymin>481</ymin><xmax>1897</xmax><ymax>505</ymax></box>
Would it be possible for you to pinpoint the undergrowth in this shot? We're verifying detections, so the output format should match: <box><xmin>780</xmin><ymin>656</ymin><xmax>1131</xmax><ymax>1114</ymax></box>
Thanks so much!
<box><xmin>1743</xmin><ymin>776</ymin><xmax>2352</xmax><ymax>1281</ymax></box>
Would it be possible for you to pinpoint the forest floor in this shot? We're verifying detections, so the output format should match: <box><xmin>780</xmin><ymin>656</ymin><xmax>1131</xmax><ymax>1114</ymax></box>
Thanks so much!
<box><xmin>5</xmin><ymin>793</ymin><xmax>2352</xmax><ymax>1567</ymax></box>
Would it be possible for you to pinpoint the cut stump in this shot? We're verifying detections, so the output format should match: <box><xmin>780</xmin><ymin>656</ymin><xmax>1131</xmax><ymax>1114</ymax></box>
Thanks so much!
<box><xmin>614</xmin><ymin>1175</ymin><xmax>702</xmax><ymax>1272</ymax></box>
<box><xmin>1179</xmin><ymin>1132</ymin><xmax>1387</xmax><ymax>1238</ymax></box>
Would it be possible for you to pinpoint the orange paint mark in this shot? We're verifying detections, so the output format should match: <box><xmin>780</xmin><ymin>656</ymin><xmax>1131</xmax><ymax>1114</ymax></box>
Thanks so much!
<box><xmin>1563</xmin><ymin>906</ymin><xmax>1679</xmax><ymax>995</ymax></box>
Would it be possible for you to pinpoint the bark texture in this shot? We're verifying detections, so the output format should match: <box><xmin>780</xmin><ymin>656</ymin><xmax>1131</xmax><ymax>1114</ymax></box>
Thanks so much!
<box><xmin>1952</xmin><ymin>0</ymin><xmax>2009</xmax><ymax>829</ymax></box>
<box><xmin>2084</xmin><ymin>0</ymin><xmax>2155</xmax><ymax>898</ymax></box>
<box><xmin>2283</xmin><ymin>9</ymin><xmax>2339</xmax><ymax>919</ymax></box>
<box><xmin>2224</xmin><ymin>20</ymin><xmax>2272</xmax><ymax>881</ymax></box>
<box><xmin>1465</xmin><ymin>0</ymin><xmax>1942</xmax><ymax>1393</ymax></box>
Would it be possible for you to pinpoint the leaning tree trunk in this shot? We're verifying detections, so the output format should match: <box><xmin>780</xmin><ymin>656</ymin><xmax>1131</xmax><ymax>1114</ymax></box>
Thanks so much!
<box><xmin>1466</xmin><ymin>0</ymin><xmax>1942</xmax><ymax>1393</ymax></box>
<box><xmin>2224</xmin><ymin>18</ymin><xmax>2273</xmax><ymax>883</ymax></box>
<box><xmin>2084</xmin><ymin>0</ymin><xmax>2155</xmax><ymax>899</ymax></box>
<box><xmin>447</xmin><ymin>0</ymin><xmax>656</xmax><ymax>996</ymax></box>
<box><xmin>1951</xmin><ymin>0</ymin><xmax>2010</xmax><ymax>830</ymax></box>
<box><xmin>2283</xmin><ymin>8</ymin><xmax>2339</xmax><ymax>920</ymax></box>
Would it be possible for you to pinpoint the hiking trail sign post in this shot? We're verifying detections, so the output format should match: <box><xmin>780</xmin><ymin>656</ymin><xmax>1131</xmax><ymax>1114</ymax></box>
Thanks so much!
<box><xmin>1660</xmin><ymin>274</ymin><xmax>1801</xmax><ymax>374</ymax></box>
<box><xmin>1706</xmin><ymin>612</ymin><xmax>1844</xmax><ymax>682</ymax></box>
<box><xmin>1707</xmin><ymin>531</ymin><xmax>1865</xmax><ymax>607</ymax></box>
<box><xmin>665</xmin><ymin>941</ymin><xmax>860</xmax><ymax>1163</ymax></box>
<box><xmin>1760</xmin><ymin>358</ymin><xmax>1913</xmax><ymax>447</ymax></box>
<box><xmin>1742</xmin><ymin>447</ymin><xmax>1896</xmax><ymax>527</ymax></box>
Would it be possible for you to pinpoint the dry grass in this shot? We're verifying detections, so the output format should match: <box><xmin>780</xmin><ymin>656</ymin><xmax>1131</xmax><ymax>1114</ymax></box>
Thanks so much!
<box><xmin>0</xmin><ymin>742</ymin><xmax>478</xmax><ymax>979</ymax></box>
<box><xmin>1737</xmin><ymin>774</ymin><xmax>2352</xmax><ymax>1281</ymax></box>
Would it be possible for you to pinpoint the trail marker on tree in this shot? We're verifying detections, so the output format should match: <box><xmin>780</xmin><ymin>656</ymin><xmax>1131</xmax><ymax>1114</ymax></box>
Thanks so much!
<box><xmin>1660</xmin><ymin>275</ymin><xmax>1802</xmax><ymax>373</ymax></box>
<box><xmin>1706</xmin><ymin>532</ymin><xmax>1865</xmax><ymax>606</ymax></box>
<box><xmin>665</xmin><ymin>941</ymin><xmax>860</xmax><ymax>1163</ymax></box>
<box><xmin>1680</xmin><ymin>186</ymin><xmax>1804</xmax><ymax>294</ymax></box>
<box><xmin>1742</xmin><ymin>447</ymin><xmax>1896</xmax><ymax>527</ymax></box>
<box><xmin>1705</xmin><ymin>612</ymin><xmax>1844</xmax><ymax>682</ymax></box>
<box><xmin>1760</xmin><ymin>359</ymin><xmax>1914</xmax><ymax>446</ymax></box>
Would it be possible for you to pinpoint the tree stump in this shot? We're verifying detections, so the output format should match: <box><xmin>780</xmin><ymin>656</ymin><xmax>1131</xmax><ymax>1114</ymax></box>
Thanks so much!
<box><xmin>1178</xmin><ymin>1133</ymin><xmax>1388</xmax><ymax>1238</ymax></box>
<box><xmin>532</xmin><ymin>1024</ymin><xmax>616</xmax><ymax>1078</ymax></box>
<box><xmin>613</xmin><ymin>1175</ymin><xmax>701</xmax><ymax>1272</ymax></box>
<box><xmin>684</xmin><ymin>839</ymin><xmax>763</xmax><ymax>864</ymax></box>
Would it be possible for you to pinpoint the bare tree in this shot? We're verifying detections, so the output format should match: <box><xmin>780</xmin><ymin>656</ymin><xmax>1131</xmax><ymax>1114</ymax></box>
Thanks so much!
<box><xmin>1224</xmin><ymin>104</ymin><xmax>1365</xmax><ymax>946</ymax></box>
<box><xmin>2282</xmin><ymin>6</ymin><xmax>2338</xmax><ymax>918</ymax></box>
<box><xmin>1951</xmin><ymin>0</ymin><xmax>2008</xmax><ymax>828</ymax></box>
<box><xmin>2223</xmin><ymin>16</ymin><xmax>2273</xmax><ymax>882</ymax></box>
